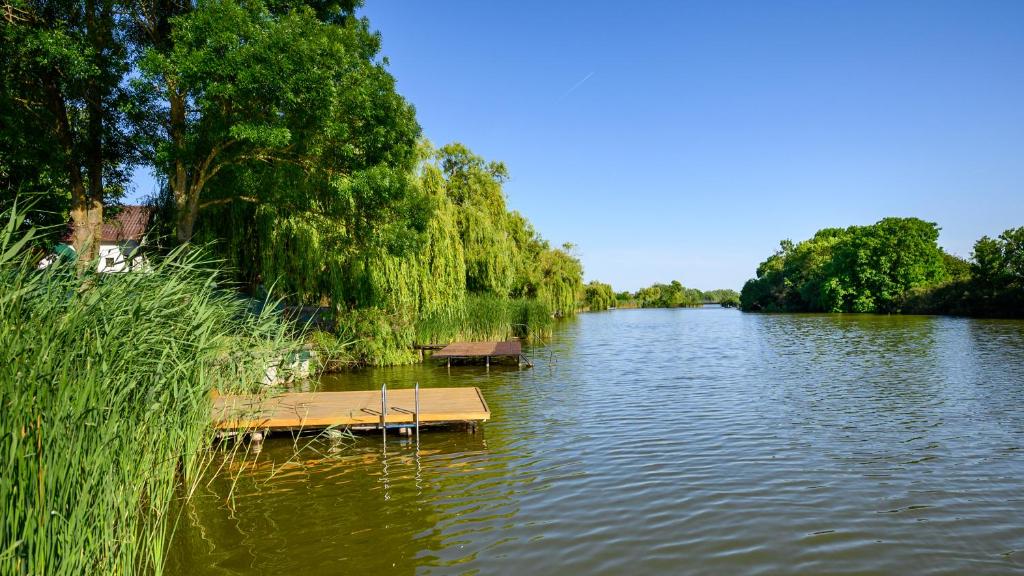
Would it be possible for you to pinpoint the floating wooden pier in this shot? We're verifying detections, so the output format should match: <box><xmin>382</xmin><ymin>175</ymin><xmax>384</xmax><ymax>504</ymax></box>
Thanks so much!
<box><xmin>213</xmin><ymin>386</ymin><xmax>490</xmax><ymax>432</ymax></box>
<box><xmin>432</xmin><ymin>340</ymin><xmax>532</xmax><ymax>367</ymax></box>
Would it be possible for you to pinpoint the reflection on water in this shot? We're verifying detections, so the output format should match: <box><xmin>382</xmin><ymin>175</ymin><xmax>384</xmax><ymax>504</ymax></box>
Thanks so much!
<box><xmin>168</xmin><ymin>309</ymin><xmax>1024</xmax><ymax>575</ymax></box>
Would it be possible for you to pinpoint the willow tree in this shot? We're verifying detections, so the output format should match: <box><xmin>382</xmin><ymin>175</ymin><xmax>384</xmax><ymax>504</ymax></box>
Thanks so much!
<box><xmin>535</xmin><ymin>244</ymin><xmax>584</xmax><ymax>317</ymax></box>
<box><xmin>507</xmin><ymin>210</ymin><xmax>547</xmax><ymax>298</ymax></box>
<box><xmin>583</xmin><ymin>281</ymin><xmax>615</xmax><ymax>311</ymax></box>
<box><xmin>431</xmin><ymin>143</ymin><xmax>584</xmax><ymax>317</ymax></box>
<box><xmin>437</xmin><ymin>143</ymin><xmax>517</xmax><ymax>296</ymax></box>
<box><xmin>416</xmin><ymin>161</ymin><xmax>467</xmax><ymax>322</ymax></box>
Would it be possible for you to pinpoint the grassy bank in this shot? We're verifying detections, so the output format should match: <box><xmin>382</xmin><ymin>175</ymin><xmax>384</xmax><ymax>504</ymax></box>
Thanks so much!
<box><xmin>0</xmin><ymin>214</ymin><xmax>296</xmax><ymax>575</ymax></box>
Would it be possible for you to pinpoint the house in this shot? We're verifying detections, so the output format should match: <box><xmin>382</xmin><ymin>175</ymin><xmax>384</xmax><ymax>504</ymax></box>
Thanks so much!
<box><xmin>40</xmin><ymin>205</ymin><xmax>152</xmax><ymax>272</ymax></box>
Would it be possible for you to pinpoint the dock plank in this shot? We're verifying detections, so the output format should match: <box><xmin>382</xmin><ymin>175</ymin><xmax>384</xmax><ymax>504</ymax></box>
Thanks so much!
<box><xmin>433</xmin><ymin>340</ymin><xmax>522</xmax><ymax>359</ymax></box>
<box><xmin>213</xmin><ymin>387</ymin><xmax>490</xmax><ymax>431</ymax></box>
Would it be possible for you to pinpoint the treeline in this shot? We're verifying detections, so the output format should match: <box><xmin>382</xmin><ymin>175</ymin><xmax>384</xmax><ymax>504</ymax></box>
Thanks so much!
<box><xmin>740</xmin><ymin>217</ymin><xmax>1024</xmax><ymax>317</ymax></box>
<box><xmin>2</xmin><ymin>0</ymin><xmax>585</xmax><ymax>365</ymax></box>
<box><xmin>613</xmin><ymin>282</ymin><xmax>740</xmax><ymax>309</ymax></box>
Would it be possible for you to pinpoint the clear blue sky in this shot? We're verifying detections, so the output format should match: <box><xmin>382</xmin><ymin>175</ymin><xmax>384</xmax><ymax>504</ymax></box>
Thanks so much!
<box><xmin>133</xmin><ymin>0</ymin><xmax>1024</xmax><ymax>292</ymax></box>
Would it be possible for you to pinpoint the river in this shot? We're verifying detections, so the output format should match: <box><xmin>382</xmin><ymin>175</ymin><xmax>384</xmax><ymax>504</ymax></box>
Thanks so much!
<box><xmin>168</xmin><ymin>308</ymin><xmax>1024</xmax><ymax>575</ymax></box>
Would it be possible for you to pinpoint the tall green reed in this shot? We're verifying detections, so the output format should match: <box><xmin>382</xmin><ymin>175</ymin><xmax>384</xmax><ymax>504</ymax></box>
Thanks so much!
<box><xmin>415</xmin><ymin>294</ymin><xmax>553</xmax><ymax>345</ymax></box>
<box><xmin>0</xmin><ymin>210</ymin><xmax>296</xmax><ymax>575</ymax></box>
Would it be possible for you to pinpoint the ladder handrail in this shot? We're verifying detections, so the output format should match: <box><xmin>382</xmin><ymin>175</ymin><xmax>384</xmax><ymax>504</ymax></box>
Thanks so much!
<box><xmin>380</xmin><ymin>383</ymin><xmax>387</xmax><ymax>444</ymax></box>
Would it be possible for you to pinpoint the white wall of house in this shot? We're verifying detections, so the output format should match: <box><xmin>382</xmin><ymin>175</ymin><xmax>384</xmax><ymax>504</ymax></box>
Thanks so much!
<box><xmin>97</xmin><ymin>243</ymin><xmax>143</xmax><ymax>273</ymax></box>
<box><xmin>38</xmin><ymin>243</ymin><xmax>145</xmax><ymax>272</ymax></box>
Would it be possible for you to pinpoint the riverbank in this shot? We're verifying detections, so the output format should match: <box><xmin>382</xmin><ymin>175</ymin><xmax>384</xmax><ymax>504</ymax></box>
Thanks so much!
<box><xmin>0</xmin><ymin>218</ymin><xmax>298</xmax><ymax>575</ymax></box>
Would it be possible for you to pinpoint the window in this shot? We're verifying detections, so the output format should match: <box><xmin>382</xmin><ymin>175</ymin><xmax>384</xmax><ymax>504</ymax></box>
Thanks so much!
<box><xmin>105</xmin><ymin>257</ymin><xmax>115</xmax><ymax>268</ymax></box>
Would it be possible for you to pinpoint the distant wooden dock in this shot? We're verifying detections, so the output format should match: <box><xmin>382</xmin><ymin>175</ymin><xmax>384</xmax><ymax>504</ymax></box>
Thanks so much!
<box><xmin>213</xmin><ymin>387</ymin><xmax>490</xmax><ymax>432</ymax></box>
<box><xmin>432</xmin><ymin>340</ymin><xmax>532</xmax><ymax>367</ymax></box>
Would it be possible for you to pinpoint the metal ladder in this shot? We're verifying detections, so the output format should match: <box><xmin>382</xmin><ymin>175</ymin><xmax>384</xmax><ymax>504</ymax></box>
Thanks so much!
<box><xmin>379</xmin><ymin>383</ymin><xmax>420</xmax><ymax>445</ymax></box>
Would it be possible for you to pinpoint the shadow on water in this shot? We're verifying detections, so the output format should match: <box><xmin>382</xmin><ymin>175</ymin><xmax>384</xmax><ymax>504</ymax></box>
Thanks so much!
<box><xmin>168</xmin><ymin>309</ymin><xmax>1024</xmax><ymax>575</ymax></box>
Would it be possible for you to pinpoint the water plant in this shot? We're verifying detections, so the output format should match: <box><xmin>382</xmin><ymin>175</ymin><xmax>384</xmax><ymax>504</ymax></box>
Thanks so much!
<box><xmin>0</xmin><ymin>211</ymin><xmax>296</xmax><ymax>575</ymax></box>
<box><xmin>436</xmin><ymin>294</ymin><xmax>553</xmax><ymax>342</ymax></box>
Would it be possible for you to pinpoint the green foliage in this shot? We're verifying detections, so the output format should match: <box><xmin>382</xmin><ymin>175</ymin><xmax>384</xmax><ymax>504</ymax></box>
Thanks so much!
<box><xmin>451</xmin><ymin>295</ymin><xmax>551</xmax><ymax>342</ymax></box>
<box><xmin>621</xmin><ymin>285</ymin><xmax>739</xmax><ymax>309</ymax></box>
<box><xmin>582</xmin><ymin>281</ymin><xmax>616</xmax><ymax>311</ymax></box>
<box><xmin>291</xmin><ymin>143</ymin><xmax>574</xmax><ymax>366</ymax></box>
<box><xmin>830</xmin><ymin>218</ymin><xmax>947</xmax><ymax>312</ymax></box>
<box><xmin>0</xmin><ymin>210</ymin><xmax>296</xmax><ymax>575</ymax></box>
<box><xmin>416</xmin><ymin>163</ymin><xmax>467</xmax><ymax>322</ymax></box>
<box><xmin>324</xmin><ymin>295</ymin><xmax>552</xmax><ymax>366</ymax></box>
<box><xmin>741</xmin><ymin>219</ymin><xmax>1024</xmax><ymax>317</ymax></box>
<box><xmin>741</xmin><ymin>218</ymin><xmax>948</xmax><ymax>313</ymax></box>
<box><xmin>972</xmin><ymin>228</ymin><xmax>1024</xmax><ymax>290</ymax></box>
<box><xmin>614</xmin><ymin>290</ymin><xmax>638</xmax><ymax>308</ymax></box>
<box><xmin>438</xmin><ymin>142</ymin><xmax>516</xmax><ymax>296</ymax></box>
<box><xmin>333</xmin><ymin>306</ymin><xmax>419</xmax><ymax>367</ymax></box>
<box><xmin>719</xmin><ymin>294</ymin><xmax>741</xmax><ymax>308</ymax></box>
<box><xmin>534</xmin><ymin>244</ymin><xmax>584</xmax><ymax>317</ymax></box>
<box><xmin>942</xmin><ymin>252</ymin><xmax>972</xmax><ymax>282</ymax></box>
<box><xmin>958</xmin><ymin>227</ymin><xmax>1024</xmax><ymax>316</ymax></box>
<box><xmin>137</xmin><ymin>0</ymin><xmax>423</xmax><ymax>245</ymax></box>
<box><xmin>635</xmin><ymin>280</ymin><xmax>705</xmax><ymax>308</ymax></box>
<box><xmin>4</xmin><ymin>0</ymin><xmax>583</xmax><ymax>370</ymax></box>
<box><xmin>307</xmin><ymin>329</ymin><xmax>359</xmax><ymax>370</ymax></box>
<box><xmin>702</xmin><ymin>288</ymin><xmax>741</xmax><ymax>304</ymax></box>
<box><xmin>2</xmin><ymin>0</ymin><xmax>133</xmax><ymax>250</ymax></box>
<box><xmin>429</xmin><ymin>143</ymin><xmax>583</xmax><ymax>317</ymax></box>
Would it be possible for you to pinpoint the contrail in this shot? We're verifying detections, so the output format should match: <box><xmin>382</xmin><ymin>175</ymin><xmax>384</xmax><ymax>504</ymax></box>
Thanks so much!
<box><xmin>560</xmin><ymin>71</ymin><xmax>595</xmax><ymax>99</ymax></box>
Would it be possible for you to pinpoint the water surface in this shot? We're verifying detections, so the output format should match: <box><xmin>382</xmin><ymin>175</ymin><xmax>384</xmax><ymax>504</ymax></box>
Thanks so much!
<box><xmin>169</xmin><ymin>309</ymin><xmax>1024</xmax><ymax>575</ymax></box>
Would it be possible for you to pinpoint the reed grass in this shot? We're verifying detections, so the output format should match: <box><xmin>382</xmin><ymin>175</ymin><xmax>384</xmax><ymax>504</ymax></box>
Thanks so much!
<box><xmin>416</xmin><ymin>294</ymin><xmax>553</xmax><ymax>345</ymax></box>
<box><xmin>0</xmin><ymin>210</ymin><xmax>296</xmax><ymax>575</ymax></box>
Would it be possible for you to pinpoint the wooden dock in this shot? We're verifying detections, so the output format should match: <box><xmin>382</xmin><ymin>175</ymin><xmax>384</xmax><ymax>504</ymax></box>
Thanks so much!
<box><xmin>432</xmin><ymin>340</ymin><xmax>531</xmax><ymax>366</ymax></box>
<box><xmin>213</xmin><ymin>387</ymin><xmax>490</xmax><ymax>432</ymax></box>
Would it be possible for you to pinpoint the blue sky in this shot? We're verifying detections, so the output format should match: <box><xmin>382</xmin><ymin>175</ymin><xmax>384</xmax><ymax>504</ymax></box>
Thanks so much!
<box><xmin>133</xmin><ymin>0</ymin><xmax>1024</xmax><ymax>291</ymax></box>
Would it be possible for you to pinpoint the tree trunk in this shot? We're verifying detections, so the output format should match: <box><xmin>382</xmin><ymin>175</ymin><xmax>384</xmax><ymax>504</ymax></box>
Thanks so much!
<box><xmin>168</xmin><ymin>86</ymin><xmax>195</xmax><ymax>244</ymax></box>
<box><xmin>175</xmin><ymin>187</ymin><xmax>199</xmax><ymax>244</ymax></box>
<box><xmin>82</xmin><ymin>0</ymin><xmax>105</xmax><ymax>265</ymax></box>
<box><xmin>43</xmin><ymin>74</ymin><xmax>97</xmax><ymax>270</ymax></box>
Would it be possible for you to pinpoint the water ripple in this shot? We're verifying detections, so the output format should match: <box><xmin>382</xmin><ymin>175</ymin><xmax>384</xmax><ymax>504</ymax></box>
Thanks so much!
<box><xmin>168</xmin><ymin>310</ymin><xmax>1024</xmax><ymax>576</ymax></box>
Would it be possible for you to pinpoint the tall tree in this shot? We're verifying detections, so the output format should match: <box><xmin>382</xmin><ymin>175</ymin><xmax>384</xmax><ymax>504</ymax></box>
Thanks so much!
<box><xmin>2</xmin><ymin>0</ymin><xmax>132</xmax><ymax>260</ymax></box>
<box><xmin>136</xmin><ymin>0</ymin><xmax>419</xmax><ymax>244</ymax></box>
<box><xmin>437</xmin><ymin>142</ymin><xmax>516</xmax><ymax>295</ymax></box>
<box><xmin>741</xmin><ymin>217</ymin><xmax>949</xmax><ymax>313</ymax></box>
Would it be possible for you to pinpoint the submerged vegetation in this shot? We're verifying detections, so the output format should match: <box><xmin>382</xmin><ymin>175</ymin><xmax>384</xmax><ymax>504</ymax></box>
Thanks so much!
<box><xmin>0</xmin><ymin>213</ymin><xmax>295</xmax><ymax>575</ymax></box>
<box><xmin>740</xmin><ymin>218</ymin><xmax>1024</xmax><ymax>317</ymax></box>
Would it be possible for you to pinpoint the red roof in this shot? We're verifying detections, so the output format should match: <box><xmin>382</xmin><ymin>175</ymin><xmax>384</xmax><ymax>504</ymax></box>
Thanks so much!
<box><xmin>62</xmin><ymin>205</ymin><xmax>151</xmax><ymax>243</ymax></box>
